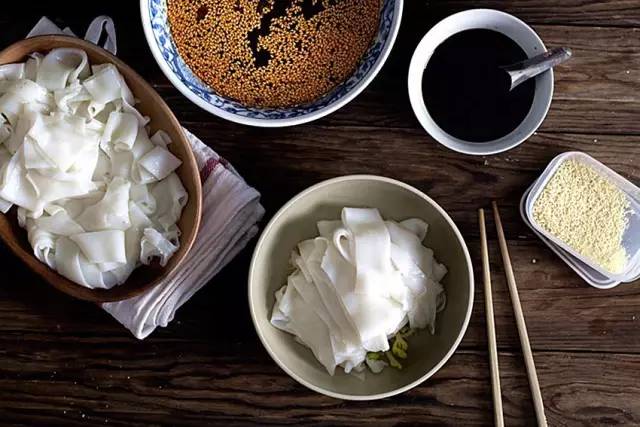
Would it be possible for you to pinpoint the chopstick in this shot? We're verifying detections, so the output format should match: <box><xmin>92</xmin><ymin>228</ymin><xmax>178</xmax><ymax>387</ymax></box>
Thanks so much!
<box><xmin>492</xmin><ymin>201</ymin><xmax>548</xmax><ymax>427</ymax></box>
<box><xmin>478</xmin><ymin>209</ymin><xmax>504</xmax><ymax>427</ymax></box>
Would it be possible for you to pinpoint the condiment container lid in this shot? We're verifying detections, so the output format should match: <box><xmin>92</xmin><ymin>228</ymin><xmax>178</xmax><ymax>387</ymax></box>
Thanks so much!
<box><xmin>525</xmin><ymin>152</ymin><xmax>640</xmax><ymax>282</ymax></box>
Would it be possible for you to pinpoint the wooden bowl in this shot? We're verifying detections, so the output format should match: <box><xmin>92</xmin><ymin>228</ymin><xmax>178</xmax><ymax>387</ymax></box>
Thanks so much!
<box><xmin>0</xmin><ymin>36</ymin><xmax>202</xmax><ymax>303</ymax></box>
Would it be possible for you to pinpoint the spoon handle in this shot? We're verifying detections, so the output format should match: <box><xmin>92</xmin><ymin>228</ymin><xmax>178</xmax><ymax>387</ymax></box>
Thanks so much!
<box><xmin>503</xmin><ymin>47</ymin><xmax>572</xmax><ymax>90</ymax></box>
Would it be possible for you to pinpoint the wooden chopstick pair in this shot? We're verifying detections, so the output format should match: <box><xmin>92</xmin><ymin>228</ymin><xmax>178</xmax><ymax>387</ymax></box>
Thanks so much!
<box><xmin>478</xmin><ymin>202</ymin><xmax>547</xmax><ymax>427</ymax></box>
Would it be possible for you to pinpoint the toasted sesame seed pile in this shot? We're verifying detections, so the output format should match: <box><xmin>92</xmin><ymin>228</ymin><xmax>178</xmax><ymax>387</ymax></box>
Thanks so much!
<box><xmin>167</xmin><ymin>0</ymin><xmax>382</xmax><ymax>108</ymax></box>
<box><xmin>532</xmin><ymin>159</ymin><xmax>631</xmax><ymax>274</ymax></box>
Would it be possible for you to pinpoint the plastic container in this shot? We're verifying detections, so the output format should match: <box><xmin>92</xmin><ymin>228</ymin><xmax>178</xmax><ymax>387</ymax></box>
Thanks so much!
<box><xmin>521</xmin><ymin>184</ymin><xmax>639</xmax><ymax>289</ymax></box>
<box><xmin>525</xmin><ymin>152</ymin><xmax>640</xmax><ymax>281</ymax></box>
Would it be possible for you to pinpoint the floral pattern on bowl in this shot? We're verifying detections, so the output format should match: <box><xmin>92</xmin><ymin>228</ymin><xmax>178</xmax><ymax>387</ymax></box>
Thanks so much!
<box><xmin>142</xmin><ymin>0</ymin><xmax>402</xmax><ymax>127</ymax></box>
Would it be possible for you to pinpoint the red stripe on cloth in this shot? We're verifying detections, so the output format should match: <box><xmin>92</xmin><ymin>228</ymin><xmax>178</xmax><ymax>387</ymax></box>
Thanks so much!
<box><xmin>199</xmin><ymin>157</ymin><xmax>221</xmax><ymax>183</ymax></box>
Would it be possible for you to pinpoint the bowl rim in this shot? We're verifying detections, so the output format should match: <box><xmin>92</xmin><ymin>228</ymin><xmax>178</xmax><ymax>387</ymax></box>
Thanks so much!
<box><xmin>0</xmin><ymin>35</ymin><xmax>202</xmax><ymax>302</ymax></box>
<box><xmin>407</xmin><ymin>8</ymin><xmax>554</xmax><ymax>155</ymax></box>
<box><xmin>139</xmin><ymin>0</ymin><xmax>404</xmax><ymax>128</ymax></box>
<box><xmin>248</xmin><ymin>175</ymin><xmax>475</xmax><ymax>400</ymax></box>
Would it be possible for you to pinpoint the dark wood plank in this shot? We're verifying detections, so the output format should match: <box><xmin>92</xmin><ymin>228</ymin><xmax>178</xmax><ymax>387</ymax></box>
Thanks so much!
<box><xmin>2</xmin><ymin>0</ymin><xmax>640</xmax><ymax>28</ymax></box>
<box><xmin>317</xmin><ymin>23</ymin><xmax>640</xmax><ymax>133</ymax></box>
<box><xmin>174</xmin><ymin>125</ymin><xmax>640</xmax><ymax>225</ymax></box>
<box><xmin>0</xmin><ymin>344</ymin><xmax>639</xmax><ymax>426</ymax></box>
<box><xmin>2</xmin><ymin>234</ymin><xmax>640</xmax><ymax>358</ymax></box>
<box><xmin>4</xmin><ymin>124</ymin><xmax>640</xmax><ymax>356</ymax></box>
<box><xmin>427</xmin><ymin>0</ymin><xmax>640</xmax><ymax>27</ymax></box>
<box><xmin>1</xmin><ymin>3</ymin><xmax>639</xmax><ymax>135</ymax></box>
<box><xmin>1</xmin><ymin>1</ymin><xmax>640</xmax><ymax>425</ymax></box>
<box><xmin>3</xmin><ymin>205</ymin><xmax>639</xmax><ymax>358</ymax></box>
<box><xmin>147</xmin><ymin>23</ymin><xmax>640</xmax><ymax>135</ymax></box>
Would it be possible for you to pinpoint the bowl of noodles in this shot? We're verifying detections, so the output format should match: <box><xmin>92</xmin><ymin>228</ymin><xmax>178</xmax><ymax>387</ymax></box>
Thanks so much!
<box><xmin>249</xmin><ymin>175</ymin><xmax>474</xmax><ymax>399</ymax></box>
<box><xmin>140</xmin><ymin>0</ymin><xmax>403</xmax><ymax>127</ymax></box>
<box><xmin>0</xmin><ymin>36</ymin><xmax>202</xmax><ymax>303</ymax></box>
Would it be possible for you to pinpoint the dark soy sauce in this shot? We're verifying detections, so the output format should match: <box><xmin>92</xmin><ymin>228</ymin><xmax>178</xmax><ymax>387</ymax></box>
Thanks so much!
<box><xmin>422</xmin><ymin>29</ymin><xmax>536</xmax><ymax>142</ymax></box>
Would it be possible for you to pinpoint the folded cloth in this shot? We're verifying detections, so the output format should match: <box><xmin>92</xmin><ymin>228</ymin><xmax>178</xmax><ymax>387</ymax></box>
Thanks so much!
<box><xmin>103</xmin><ymin>130</ymin><xmax>264</xmax><ymax>339</ymax></box>
<box><xmin>27</xmin><ymin>17</ymin><xmax>265</xmax><ymax>339</ymax></box>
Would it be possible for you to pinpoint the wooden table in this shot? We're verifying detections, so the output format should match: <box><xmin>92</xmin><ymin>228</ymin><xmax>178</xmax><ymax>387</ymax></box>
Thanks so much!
<box><xmin>1</xmin><ymin>1</ymin><xmax>639</xmax><ymax>425</ymax></box>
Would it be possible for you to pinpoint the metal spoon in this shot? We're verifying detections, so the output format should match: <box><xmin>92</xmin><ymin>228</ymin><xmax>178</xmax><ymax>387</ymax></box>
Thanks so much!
<box><xmin>501</xmin><ymin>47</ymin><xmax>572</xmax><ymax>91</ymax></box>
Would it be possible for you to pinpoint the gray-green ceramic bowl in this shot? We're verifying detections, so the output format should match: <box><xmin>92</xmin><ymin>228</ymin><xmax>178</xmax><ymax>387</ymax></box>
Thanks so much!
<box><xmin>248</xmin><ymin>175</ymin><xmax>474</xmax><ymax>400</ymax></box>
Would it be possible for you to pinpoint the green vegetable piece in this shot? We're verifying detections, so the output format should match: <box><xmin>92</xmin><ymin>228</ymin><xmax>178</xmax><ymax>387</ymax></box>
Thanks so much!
<box><xmin>367</xmin><ymin>352</ymin><xmax>382</xmax><ymax>361</ymax></box>
<box><xmin>386</xmin><ymin>351</ymin><xmax>403</xmax><ymax>370</ymax></box>
<box><xmin>392</xmin><ymin>334</ymin><xmax>409</xmax><ymax>359</ymax></box>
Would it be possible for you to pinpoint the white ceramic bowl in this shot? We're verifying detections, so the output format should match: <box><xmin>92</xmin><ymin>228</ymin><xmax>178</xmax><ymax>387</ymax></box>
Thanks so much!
<box><xmin>140</xmin><ymin>0</ymin><xmax>403</xmax><ymax>127</ymax></box>
<box><xmin>249</xmin><ymin>175</ymin><xmax>474</xmax><ymax>400</ymax></box>
<box><xmin>408</xmin><ymin>9</ymin><xmax>554</xmax><ymax>155</ymax></box>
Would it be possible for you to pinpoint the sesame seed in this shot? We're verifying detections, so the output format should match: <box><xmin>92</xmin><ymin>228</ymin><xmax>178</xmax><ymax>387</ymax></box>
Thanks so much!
<box><xmin>167</xmin><ymin>0</ymin><xmax>381</xmax><ymax>108</ymax></box>
<box><xmin>532</xmin><ymin>159</ymin><xmax>630</xmax><ymax>273</ymax></box>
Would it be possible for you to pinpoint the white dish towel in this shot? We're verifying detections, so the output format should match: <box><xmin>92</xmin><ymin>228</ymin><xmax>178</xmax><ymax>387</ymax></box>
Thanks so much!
<box><xmin>26</xmin><ymin>16</ymin><xmax>265</xmax><ymax>339</ymax></box>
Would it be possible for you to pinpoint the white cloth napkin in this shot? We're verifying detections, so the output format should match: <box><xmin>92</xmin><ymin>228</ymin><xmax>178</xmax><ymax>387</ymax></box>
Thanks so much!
<box><xmin>27</xmin><ymin>17</ymin><xmax>265</xmax><ymax>339</ymax></box>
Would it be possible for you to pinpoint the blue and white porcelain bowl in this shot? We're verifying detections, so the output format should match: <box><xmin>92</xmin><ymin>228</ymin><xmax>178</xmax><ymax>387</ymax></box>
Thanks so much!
<box><xmin>140</xmin><ymin>0</ymin><xmax>403</xmax><ymax>127</ymax></box>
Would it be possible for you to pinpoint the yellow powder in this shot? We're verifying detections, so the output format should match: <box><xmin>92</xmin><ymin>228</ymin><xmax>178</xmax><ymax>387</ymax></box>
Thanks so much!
<box><xmin>532</xmin><ymin>159</ymin><xmax>630</xmax><ymax>274</ymax></box>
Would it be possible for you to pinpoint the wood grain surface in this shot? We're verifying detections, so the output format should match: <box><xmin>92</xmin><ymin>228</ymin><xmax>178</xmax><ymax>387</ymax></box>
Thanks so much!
<box><xmin>1</xmin><ymin>1</ymin><xmax>639</xmax><ymax>426</ymax></box>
